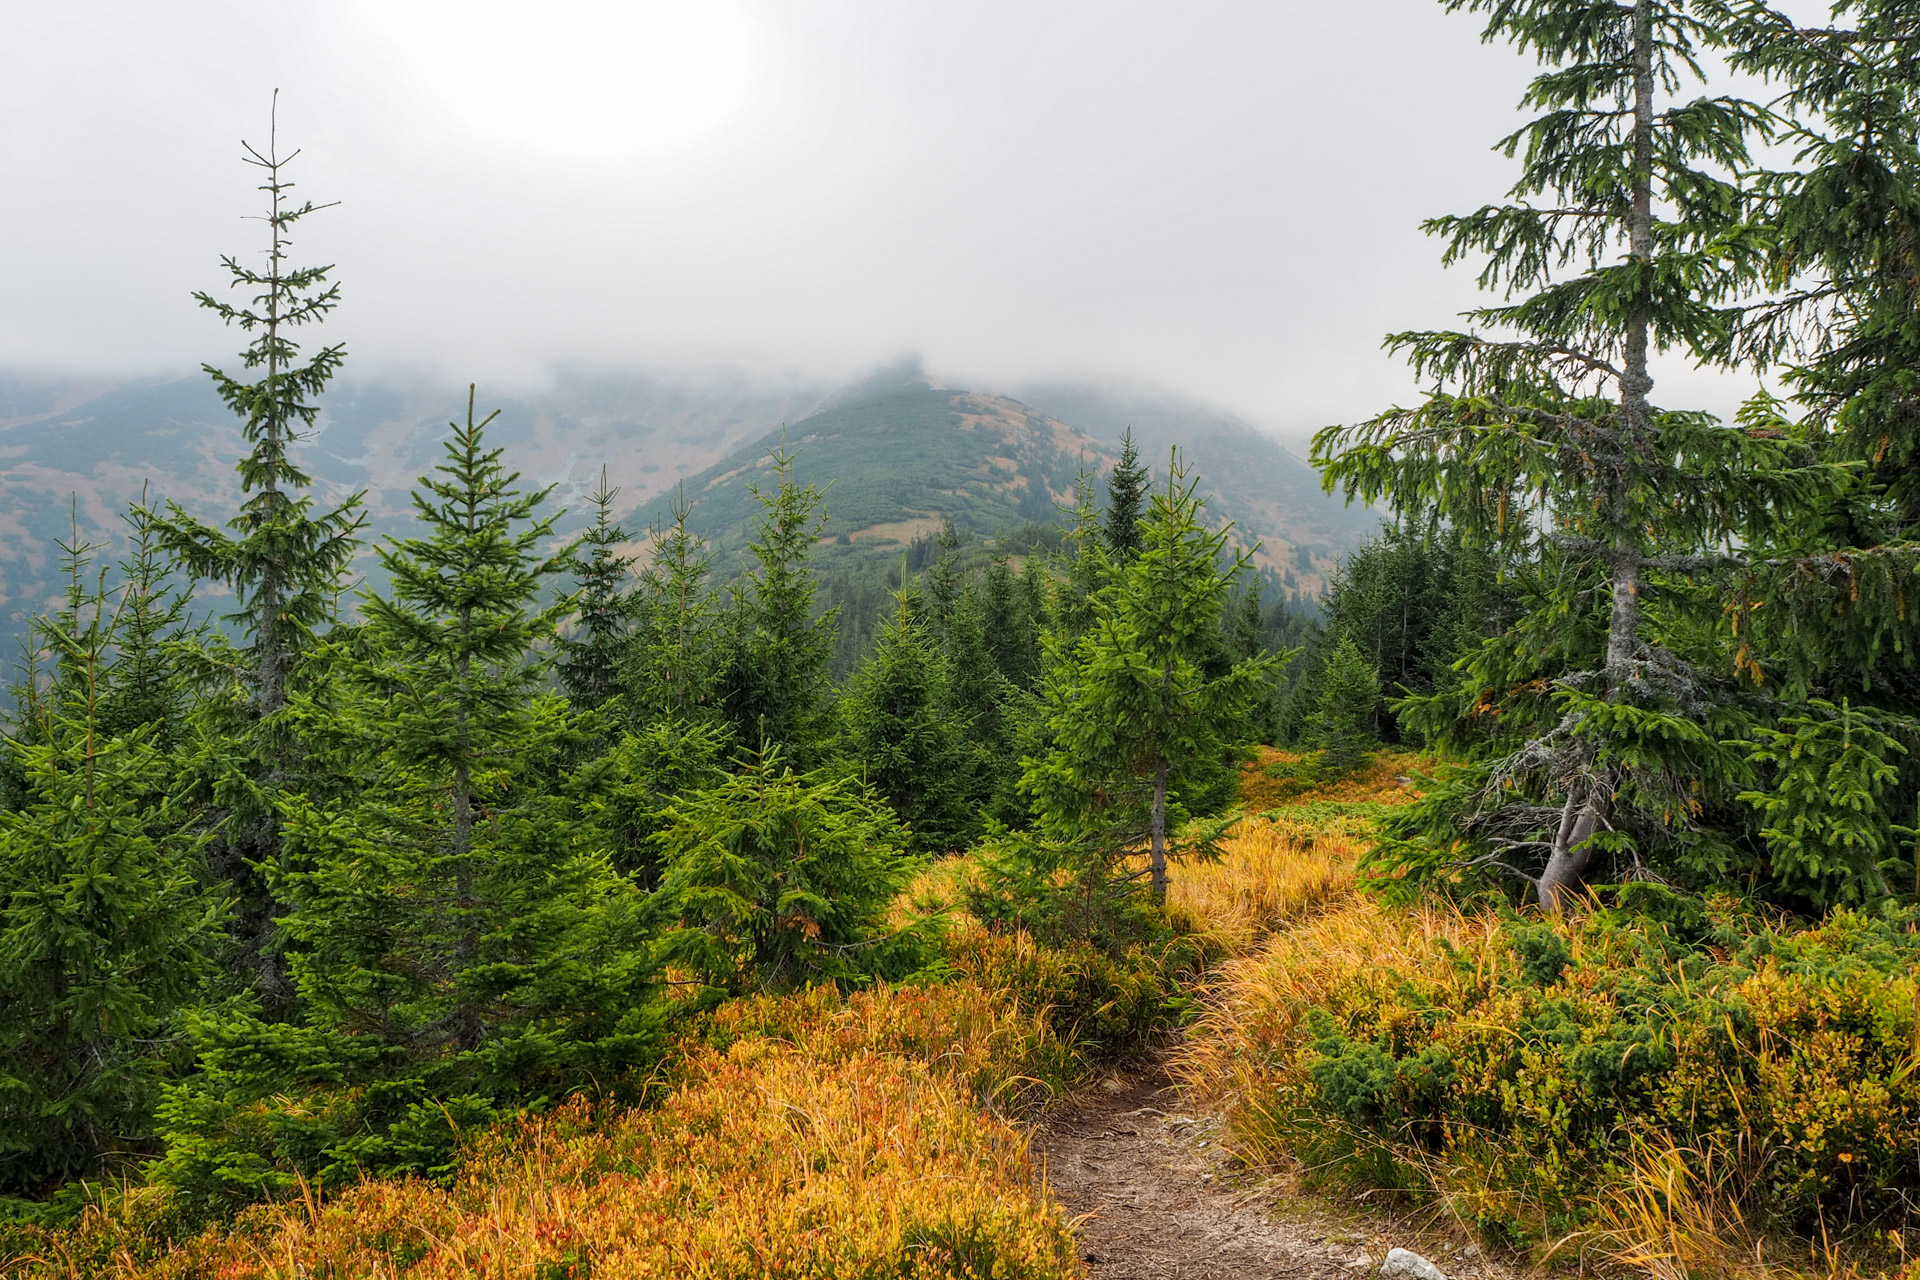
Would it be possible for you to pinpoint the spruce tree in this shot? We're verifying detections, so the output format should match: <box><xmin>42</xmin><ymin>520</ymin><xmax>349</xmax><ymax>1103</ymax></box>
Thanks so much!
<box><xmin>921</xmin><ymin>517</ymin><xmax>964</xmax><ymax>637</ymax></box>
<box><xmin>1315</xmin><ymin>635</ymin><xmax>1382</xmax><ymax>771</ymax></box>
<box><xmin>1315</xmin><ymin>0</ymin><xmax>1813</xmax><ymax>910</ymax></box>
<box><xmin>159</xmin><ymin>393</ymin><xmax>656</xmax><ymax>1201</ymax></box>
<box><xmin>97</xmin><ymin>499</ymin><xmax>194</xmax><ymax>745</ymax></box>
<box><xmin>0</xmin><ymin>538</ymin><xmax>216</xmax><ymax>1191</ymax></box>
<box><xmin>628</xmin><ymin>483</ymin><xmax>724</xmax><ymax>726</ymax></box>
<box><xmin>982</xmin><ymin>552</ymin><xmax>1041</xmax><ymax>691</ymax></box>
<box><xmin>716</xmin><ymin>446</ymin><xmax>838</xmax><ymax>765</ymax></box>
<box><xmin>1024</xmin><ymin>460</ymin><xmax>1281</xmax><ymax>901</ymax></box>
<box><xmin>1054</xmin><ymin>465</ymin><xmax>1108</xmax><ymax>645</ymax></box>
<box><xmin>152</xmin><ymin>99</ymin><xmax>366</xmax><ymax>994</ymax></box>
<box><xmin>1102</xmin><ymin>427</ymin><xmax>1150</xmax><ymax>564</ymax></box>
<box><xmin>843</xmin><ymin>588</ymin><xmax>980</xmax><ymax>852</ymax></box>
<box><xmin>556</xmin><ymin>468</ymin><xmax>635</xmax><ymax>715</ymax></box>
<box><xmin>656</xmin><ymin>747</ymin><xmax>925</xmax><ymax>994</ymax></box>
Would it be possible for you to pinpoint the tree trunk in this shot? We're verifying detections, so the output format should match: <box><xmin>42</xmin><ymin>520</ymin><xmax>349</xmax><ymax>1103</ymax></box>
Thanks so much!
<box><xmin>1540</xmin><ymin>787</ymin><xmax>1608</xmax><ymax>914</ymax></box>
<box><xmin>1538</xmin><ymin>0</ymin><xmax>1653</xmax><ymax>913</ymax></box>
<box><xmin>1148</xmin><ymin>761</ymin><xmax>1169</xmax><ymax>903</ymax></box>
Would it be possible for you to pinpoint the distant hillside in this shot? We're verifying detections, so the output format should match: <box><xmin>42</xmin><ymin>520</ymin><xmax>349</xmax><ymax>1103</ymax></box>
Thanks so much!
<box><xmin>0</xmin><ymin>369</ymin><xmax>833</xmax><ymax>629</ymax></box>
<box><xmin>648</xmin><ymin>375</ymin><xmax>1379</xmax><ymax>593</ymax></box>
<box><xmin>0</xmin><ymin>364</ymin><xmax>1380</xmax><ymax>651</ymax></box>
<box><xmin>1012</xmin><ymin>382</ymin><xmax>1380</xmax><ymax>581</ymax></box>
<box><xmin>639</xmin><ymin>384</ymin><xmax>1100</xmax><ymax>558</ymax></box>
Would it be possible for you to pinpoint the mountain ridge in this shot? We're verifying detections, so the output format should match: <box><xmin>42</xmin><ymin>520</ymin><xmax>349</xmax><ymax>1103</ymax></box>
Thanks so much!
<box><xmin>0</xmin><ymin>364</ymin><xmax>1380</xmax><ymax>638</ymax></box>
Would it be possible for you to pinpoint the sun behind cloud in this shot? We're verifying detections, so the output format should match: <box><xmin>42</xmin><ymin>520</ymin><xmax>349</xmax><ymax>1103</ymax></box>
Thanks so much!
<box><xmin>345</xmin><ymin>0</ymin><xmax>760</xmax><ymax>163</ymax></box>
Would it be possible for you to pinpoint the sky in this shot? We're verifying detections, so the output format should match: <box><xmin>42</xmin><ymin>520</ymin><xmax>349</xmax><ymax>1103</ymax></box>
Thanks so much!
<box><xmin>2</xmin><ymin>1</ymin><xmax>1826</xmax><ymax>443</ymax></box>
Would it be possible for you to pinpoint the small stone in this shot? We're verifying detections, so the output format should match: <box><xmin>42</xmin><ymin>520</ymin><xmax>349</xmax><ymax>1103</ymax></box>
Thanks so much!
<box><xmin>1380</xmin><ymin>1248</ymin><xmax>1447</xmax><ymax>1280</ymax></box>
<box><xmin>1342</xmin><ymin>1254</ymin><xmax>1373</xmax><ymax>1272</ymax></box>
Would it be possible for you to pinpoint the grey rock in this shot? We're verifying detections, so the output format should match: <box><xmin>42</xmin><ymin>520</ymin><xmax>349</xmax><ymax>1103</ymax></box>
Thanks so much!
<box><xmin>1381</xmin><ymin>1248</ymin><xmax>1447</xmax><ymax>1280</ymax></box>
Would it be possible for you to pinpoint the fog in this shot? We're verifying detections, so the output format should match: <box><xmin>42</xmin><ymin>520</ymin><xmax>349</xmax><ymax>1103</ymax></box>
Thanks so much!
<box><xmin>2</xmin><ymin>1</ymin><xmax>1830</xmax><ymax>443</ymax></box>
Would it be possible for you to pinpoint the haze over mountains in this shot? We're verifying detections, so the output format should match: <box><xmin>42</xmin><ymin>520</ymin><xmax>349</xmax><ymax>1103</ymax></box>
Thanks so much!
<box><xmin>0</xmin><ymin>360</ymin><xmax>1381</xmax><ymax>642</ymax></box>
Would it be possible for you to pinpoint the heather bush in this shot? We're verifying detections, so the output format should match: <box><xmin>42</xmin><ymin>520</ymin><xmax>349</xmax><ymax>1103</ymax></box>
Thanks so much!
<box><xmin>1187</xmin><ymin>892</ymin><xmax>1920</xmax><ymax>1246</ymax></box>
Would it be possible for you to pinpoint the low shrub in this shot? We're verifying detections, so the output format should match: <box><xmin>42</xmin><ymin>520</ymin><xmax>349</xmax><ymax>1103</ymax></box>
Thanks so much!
<box><xmin>1182</xmin><ymin>892</ymin><xmax>1920</xmax><ymax>1253</ymax></box>
<box><xmin>7</xmin><ymin>1046</ymin><xmax>1080</xmax><ymax>1279</ymax></box>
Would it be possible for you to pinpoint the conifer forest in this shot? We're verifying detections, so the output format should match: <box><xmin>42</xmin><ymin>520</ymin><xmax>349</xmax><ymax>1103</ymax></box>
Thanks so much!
<box><xmin>11</xmin><ymin>2</ymin><xmax>1920</xmax><ymax>1277</ymax></box>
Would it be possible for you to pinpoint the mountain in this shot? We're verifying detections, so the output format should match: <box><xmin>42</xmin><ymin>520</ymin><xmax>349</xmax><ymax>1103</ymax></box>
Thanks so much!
<box><xmin>1013</xmin><ymin>382</ymin><xmax>1377</xmax><ymax>571</ymax></box>
<box><xmin>0</xmin><ymin>364</ymin><xmax>1380</xmax><ymax>648</ymax></box>
<box><xmin>638</xmin><ymin>383</ymin><xmax>1094</xmax><ymax>556</ymax></box>
<box><xmin>646</xmin><ymin>373</ymin><xmax>1378</xmax><ymax>591</ymax></box>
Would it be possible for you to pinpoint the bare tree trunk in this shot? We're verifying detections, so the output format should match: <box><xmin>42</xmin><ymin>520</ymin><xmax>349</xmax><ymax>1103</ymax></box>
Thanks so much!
<box><xmin>1538</xmin><ymin>0</ymin><xmax>1653</xmax><ymax>914</ymax></box>
<box><xmin>1148</xmin><ymin>761</ymin><xmax>1169</xmax><ymax>903</ymax></box>
<box><xmin>1540</xmin><ymin>787</ymin><xmax>1609</xmax><ymax>913</ymax></box>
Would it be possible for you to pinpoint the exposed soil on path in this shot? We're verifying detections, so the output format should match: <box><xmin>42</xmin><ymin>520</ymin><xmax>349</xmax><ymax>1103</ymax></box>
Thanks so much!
<box><xmin>1029</xmin><ymin>1057</ymin><xmax>1510</xmax><ymax>1280</ymax></box>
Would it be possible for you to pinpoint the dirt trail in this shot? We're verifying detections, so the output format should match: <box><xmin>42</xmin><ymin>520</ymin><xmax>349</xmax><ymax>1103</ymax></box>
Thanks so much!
<box><xmin>1030</xmin><ymin>1058</ymin><xmax>1502</xmax><ymax>1280</ymax></box>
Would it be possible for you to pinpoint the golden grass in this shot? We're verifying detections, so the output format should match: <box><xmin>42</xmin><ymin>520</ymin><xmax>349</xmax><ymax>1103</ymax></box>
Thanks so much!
<box><xmin>1162</xmin><ymin>749</ymin><xmax>1425</xmax><ymax>951</ymax></box>
<box><xmin>50</xmin><ymin>743</ymin><xmax>1868</xmax><ymax>1280</ymax></box>
<box><xmin>11</xmin><ymin>988</ymin><xmax>1082</xmax><ymax>1280</ymax></box>
<box><xmin>1172</xmin><ymin>895</ymin><xmax>1494</xmax><ymax>1142</ymax></box>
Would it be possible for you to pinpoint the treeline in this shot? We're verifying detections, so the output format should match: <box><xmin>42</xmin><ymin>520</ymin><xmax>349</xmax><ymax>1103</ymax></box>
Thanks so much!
<box><xmin>0</xmin><ymin>135</ymin><xmax>1286</xmax><ymax>1206</ymax></box>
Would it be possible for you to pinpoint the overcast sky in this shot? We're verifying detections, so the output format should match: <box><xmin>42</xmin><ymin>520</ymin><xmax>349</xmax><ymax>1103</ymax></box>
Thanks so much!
<box><xmin>3</xmin><ymin>1</ymin><xmax>1821</xmax><ymax>441</ymax></box>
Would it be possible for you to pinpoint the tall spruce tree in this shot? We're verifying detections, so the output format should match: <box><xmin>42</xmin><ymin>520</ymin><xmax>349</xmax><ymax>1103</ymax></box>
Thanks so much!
<box><xmin>153</xmin><ymin>99</ymin><xmax>366</xmax><ymax>995</ymax></box>
<box><xmin>1315</xmin><ymin>0</ymin><xmax>1816</xmax><ymax>910</ymax></box>
<box><xmin>1024</xmin><ymin>461</ymin><xmax>1280</xmax><ymax>901</ymax></box>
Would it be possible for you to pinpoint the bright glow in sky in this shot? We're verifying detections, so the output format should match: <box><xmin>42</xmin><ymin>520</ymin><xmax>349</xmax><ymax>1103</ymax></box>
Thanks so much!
<box><xmin>0</xmin><ymin>1</ymin><xmax>1846</xmax><ymax>439</ymax></box>
<box><xmin>344</xmin><ymin>0</ymin><xmax>759</xmax><ymax>162</ymax></box>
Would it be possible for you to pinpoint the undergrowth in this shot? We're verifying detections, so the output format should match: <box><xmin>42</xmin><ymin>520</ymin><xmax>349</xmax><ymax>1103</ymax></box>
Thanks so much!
<box><xmin>1180</xmin><ymin>758</ymin><xmax>1920</xmax><ymax>1277</ymax></box>
<box><xmin>27</xmin><ymin>746</ymin><xmax>1909</xmax><ymax>1279</ymax></box>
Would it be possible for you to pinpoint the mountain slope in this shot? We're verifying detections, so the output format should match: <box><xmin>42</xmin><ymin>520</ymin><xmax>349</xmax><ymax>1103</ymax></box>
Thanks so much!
<box><xmin>0</xmin><ymin>366</ymin><xmax>1378</xmax><ymax>648</ymax></box>
<box><xmin>641</xmin><ymin>384</ymin><xmax>1099</xmax><ymax>558</ymax></box>
<box><xmin>1013</xmin><ymin>382</ymin><xmax>1380</xmax><ymax>579</ymax></box>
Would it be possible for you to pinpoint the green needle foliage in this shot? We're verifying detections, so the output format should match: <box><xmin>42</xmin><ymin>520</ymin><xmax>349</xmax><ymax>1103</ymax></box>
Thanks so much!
<box><xmin>1317</xmin><ymin>0</ymin><xmax>1825</xmax><ymax>910</ymax></box>
<box><xmin>156</xmin><ymin>393</ymin><xmax>658</xmax><ymax>1206</ymax></box>
<box><xmin>716</xmin><ymin>447</ymin><xmax>838</xmax><ymax>766</ymax></box>
<box><xmin>1740</xmin><ymin>698</ymin><xmax>1913</xmax><ymax>906</ymax></box>
<box><xmin>1102</xmin><ymin>427</ymin><xmax>1150</xmax><ymax>565</ymax></box>
<box><xmin>843</xmin><ymin>587</ymin><xmax>980</xmax><ymax>853</ymax></box>
<box><xmin>1315</xmin><ymin>636</ymin><xmax>1382</xmax><ymax>772</ymax></box>
<box><xmin>627</xmin><ymin>484</ymin><xmax>726</xmax><ymax>727</ymax></box>
<box><xmin>149</xmin><ymin>101</ymin><xmax>367</xmax><ymax>1000</ymax></box>
<box><xmin>1718</xmin><ymin>4</ymin><xmax>1920</xmax><ymax>688</ymax></box>
<box><xmin>656</xmin><ymin>746</ymin><xmax>926</xmax><ymax>994</ymax></box>
<box><xmin>0</xmin><ymin>540</ymin><xmax>216</xmax><ymax>1194</ymax></box>
<box><xmin>556</xmin><ymin>469</ymin><xmax>636</xmax><ymax>717</ymax></box>
<box><xmin>1023</xmin><ymin>457</ymin><xmax>1281</xmax><ymax>902</ymax></box>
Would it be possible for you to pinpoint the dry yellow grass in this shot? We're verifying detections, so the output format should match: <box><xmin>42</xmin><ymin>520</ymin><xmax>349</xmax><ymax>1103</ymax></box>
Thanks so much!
<box><xmin>1162</xmin><ymin>749</ymin><xmax>1425</xmax><ymax>951</ymax></box>
<box><xmin>1172</xmin><ymin>759</ymin><xmax>1918</xmax><ymax>1280</ymax></box>
<box><xmin>10</xmin><ymin>987</ymin><xmax>1083</xmax><ymax>1280</ymax></box>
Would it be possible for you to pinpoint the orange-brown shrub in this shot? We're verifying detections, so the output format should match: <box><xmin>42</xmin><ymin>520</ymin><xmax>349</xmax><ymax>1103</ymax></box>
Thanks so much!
<box><xmin>8</xmin><ymin>1029</ymin><xmax>1080</xmax><ymax>1279</ymax></box>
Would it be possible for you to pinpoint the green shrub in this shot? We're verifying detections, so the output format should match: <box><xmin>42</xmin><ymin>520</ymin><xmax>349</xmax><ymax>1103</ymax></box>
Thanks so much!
<box><xmin>1219</xmin><ymin>895</ymin><xmax>1920</xmax><ymax>1241</ymax></box>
